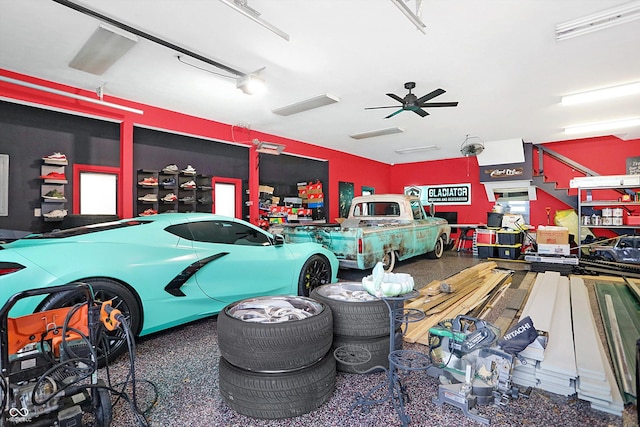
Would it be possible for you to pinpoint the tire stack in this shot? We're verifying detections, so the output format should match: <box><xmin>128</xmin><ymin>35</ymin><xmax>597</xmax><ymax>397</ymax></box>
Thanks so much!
<box><xmin>310</xmin><ymin>283</ymin><xmax>402</xmax><ymax>374</ymax></box>
<box><xmin>217</xmin><ymin>296</ymin><xmax>335</xmax><ymax>419</ymax></box>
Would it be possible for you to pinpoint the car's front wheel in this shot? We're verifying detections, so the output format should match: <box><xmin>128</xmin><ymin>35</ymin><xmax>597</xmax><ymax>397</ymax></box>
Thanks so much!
<box><xmin>36</xmin><ymin>278</ymin><xmax>140</xmax><ymax>367</ymax></box>
<box><xmin>298</xmin><ymin>254</ymin><xmax>332</xmax><ymax>297</ymax></box>
<box><xmin>426</xmin><ymin>234</ymin><xmax>445</xmax><ymax>259</ymax></box>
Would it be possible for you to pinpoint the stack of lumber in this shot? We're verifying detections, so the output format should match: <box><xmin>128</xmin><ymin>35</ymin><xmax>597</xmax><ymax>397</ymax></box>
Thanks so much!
<box><xmin>512</xmin><ymin>272</ymin><xmax>577</xmax><ymax>396</ymax></box>
<box><xmin>403</xmin><ymin>262</ymin><xmax>512</xmax><ymax>345</ymax></box>
<box><xmin>511</xmin><ymin>272</ymin><xmax>624</xmax><ymax>416</ymax></box>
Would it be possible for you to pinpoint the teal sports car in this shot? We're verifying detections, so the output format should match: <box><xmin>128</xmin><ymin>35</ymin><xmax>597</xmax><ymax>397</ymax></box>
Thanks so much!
<box><xmin>0</xmin><ymin>213</ymin><xmax>338</xmax><ymax>362</ymax></box>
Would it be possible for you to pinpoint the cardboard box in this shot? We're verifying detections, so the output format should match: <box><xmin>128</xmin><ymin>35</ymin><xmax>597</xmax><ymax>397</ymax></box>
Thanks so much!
<box><xmin>537</xmin><ymin>243</ymin><xmax>570</xmax><ymax>256</ymax></box>
<box><xmin>536</xmin><ymin>226</ymin><xmax>569</xmax><ymax>244</ymax></box>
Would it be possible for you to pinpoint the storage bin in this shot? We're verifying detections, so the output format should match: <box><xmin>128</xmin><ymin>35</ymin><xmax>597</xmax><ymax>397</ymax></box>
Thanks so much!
<box><xmin>476</xmin><ymin>244</ymin><xmax>497</xmax><ymax>259</ymax></box>
<box><xmin>497</xmin><ymin>229</ymin><xmax>523</xmax><ymax>245</ymax></box>
<box><xmin>497</xmin><ymin>244</ymin><xmax>521</xmax><ymax>260</ymax></box>
<box><xmin>476</xmin><ymin>229</ymin><xmax>497</xmax><ymax>245</ymax></box>
<box><xmin>487</xmin><ymin>212</ymin><xmax>503</xmax><ymax>228</ymax></box>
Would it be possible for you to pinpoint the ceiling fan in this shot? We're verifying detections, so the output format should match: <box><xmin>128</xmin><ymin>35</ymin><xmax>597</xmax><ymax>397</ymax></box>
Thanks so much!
<box><xmin>460</xmin><ymin>134</ymin><xmax>485</xmax><ymax>156</ymax></box>
<box><xmin>365</xmin><ymin>82</ymin><xmax>459</xmax><ymax>118</ymax></box>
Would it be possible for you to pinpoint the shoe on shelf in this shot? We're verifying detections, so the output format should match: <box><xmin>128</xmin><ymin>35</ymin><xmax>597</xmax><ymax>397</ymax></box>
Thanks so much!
<box><xmin>42</xmin><ymin>152</ymin><xmax>67</xmax><ymax>162</ymax></box>
<box><xmin>162</xmin><ymin>164</ymin><xmax>179</xmax><ymax>174</ymax></box>
<box><xmin>43</xmin><ymin>209</ymin><xmax>67</xmax><ymax>218</ymax></box>
<box><xmin>43</xmin><ymin>189</ymin><xmax>65</xmax><ymax>199</ymax></box>
<box><xmin>40</xmin><ymin>171</ymin><xmax>67</xmax><ymax>180</ymax></box>
<box><xmin>140</xmin><ymin>208</ymin><xmax>158</xmax><ymax>216</ymax></box>
<box><xmin>180</xmin><ymin>180</ymin><xmax>197</xmax><ymax>190</ymax></box>
<box><xmin>197</xmin><ymin>197</ymin><xmax>211</xmax><ymax>204</ymax></box>
<box><xmin>138</xmin><ymin>177</ymin><xmax>158</xmax><ymax>186</ymax></box>
<box><xmin>162</xmin><ymin>193</ymin><xmax>178</xmax><ymax>202</ymax></box>
<box><xmin>179</xmin><ymin>196</ymin><xmax>195</xmax><ymax>203</ymax></box>
<box><xmin>161</xmin><ymin>177</ymin><xmax>176</xmax><ymax>186</ymax></box>
<box><xmin>138</xmin><ymin>193</ymin><xmax>158</xmax><ymax>202</ymax></box>
<box><xmin>181</xmin><ymin>165</ymin><xmax>196</xmax><ymax>175</ymax></box>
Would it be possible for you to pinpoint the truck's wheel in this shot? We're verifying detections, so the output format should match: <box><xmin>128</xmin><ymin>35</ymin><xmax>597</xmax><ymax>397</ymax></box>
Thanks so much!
<box><xmin>310</xmin><ymin>283</ymin><xmax>400</xmax><ymax>338</ymax></box>
<box><xmin>382</xmin><ymin>250</ymin><xmax>396</xmax><ymax>272</ymax></box>
<box><xmin>217</xmin><ymin>296</ymin><xmax>333</xmax><ymax>372</ymax></box>
<box><xmin>219</xmin><ymin>354</ymin><xmax>335</xmax><ymax>419</ymax></box>
<box><xmin>427</xmin><ymin>234</ymin><xmax>445</xmax><ymax>259</ymax></box>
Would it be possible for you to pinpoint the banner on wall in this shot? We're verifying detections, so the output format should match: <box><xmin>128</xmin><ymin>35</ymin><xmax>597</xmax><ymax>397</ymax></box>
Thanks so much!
<box><xmin>404</xmin><ymin>183</ymin><xmax>471</xmax><ymax>205</ymax></box>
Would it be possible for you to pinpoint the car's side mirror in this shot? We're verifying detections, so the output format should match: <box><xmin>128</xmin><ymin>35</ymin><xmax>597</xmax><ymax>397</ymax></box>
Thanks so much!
<box><xmin>273</xmin><ymin>234</ymin><xmax>285</xmax><ymax>246</ymax></box>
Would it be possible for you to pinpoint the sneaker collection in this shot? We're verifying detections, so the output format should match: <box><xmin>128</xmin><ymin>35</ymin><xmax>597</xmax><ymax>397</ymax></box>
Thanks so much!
<box><xmin>40</xmin><ymin>171</ymin><xmax>67</xmax><ymax>180</ymax></box>
<box><xmin>42</xmin><ymin>152</ymin><xmax>67</xmax><ymax>162</ymax></box>
<box><xmin>180</xmin><ymin>180</ymin><xmax>197</xmax><ymax>190</ymax></box>
<box><xmin>138</xmin><ymin>193</ymin><xmax>158</xmax><ymax>202</ymax></box>
<box><xmin>181</xmin><ymin>165</ymin><xmax>196</xmax><ymax>175</ymax></box>
<box><xmin>43</xmin><ymin>209</ymin><xmax>67</xmax><ymax>218</ymax></box>
<box><xmin>161</xmin><ymin>193</ymin><xmax>178</xmax><ymax>202</ymax></box>
<box><xmin>43</xmin><ymin>189</ymin><xmax>65</xmax><ymax>200</ymax></box>
<box><xmin>138</xmin><ymin>177</ymin><xmax>158</xmax><ymax>186</ymax></box>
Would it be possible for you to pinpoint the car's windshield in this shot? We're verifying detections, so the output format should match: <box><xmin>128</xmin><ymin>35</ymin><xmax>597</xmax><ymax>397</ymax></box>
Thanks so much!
<box><xmin>24</xmin><ymin>220</ymin><xmax>150</xmax><ymax>239</ymax></box>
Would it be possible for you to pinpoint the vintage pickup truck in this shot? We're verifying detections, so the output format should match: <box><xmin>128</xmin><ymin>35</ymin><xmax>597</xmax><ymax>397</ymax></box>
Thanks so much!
<box><xmin>281</xmin><ymin>194</ymin><xmax>451</xmax><ymax>271</ymax></box>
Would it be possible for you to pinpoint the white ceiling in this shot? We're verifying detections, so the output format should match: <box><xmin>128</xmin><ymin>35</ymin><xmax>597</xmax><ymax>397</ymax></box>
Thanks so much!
<box><xmin>1</xmin><ymin>0</ymin><xmax>639</xmax><ymax>164</ymax></box>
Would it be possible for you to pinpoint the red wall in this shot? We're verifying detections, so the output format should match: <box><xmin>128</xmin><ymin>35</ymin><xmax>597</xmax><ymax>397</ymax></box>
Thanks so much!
<box><xmin>0</xmin><ymin>69</ymin><xmax>390</xmax><ymax>221</ymax></box>
<box><xmin>2</xmin><ymin>68</ymin><xmax>638</xmax><ymax>228</ymax></box>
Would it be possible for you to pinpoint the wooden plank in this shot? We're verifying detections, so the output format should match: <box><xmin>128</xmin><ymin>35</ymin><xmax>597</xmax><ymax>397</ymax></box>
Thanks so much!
<box><xmin>538</xmin><ymin>276</ymin><xmax>577</xmax><ymax>377</ymax></box>
<box><xmin>604</xmin><ymin>294</ymin><xmax>634</xmax><ymax>396</ymax></box>
<box><xmin>520</xmin><ymin>271</ymin><xmax>560</xmax><ymax>333</ymax></box>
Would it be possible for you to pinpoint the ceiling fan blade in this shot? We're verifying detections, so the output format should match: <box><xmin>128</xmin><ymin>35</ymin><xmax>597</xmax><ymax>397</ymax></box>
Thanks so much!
<box><xmin>365</xmin><ymin>106</ymin><xmax>402</xmax><ymax>110</ymax></box>
<box><xmin>416</xmin><ymin>88</ymin><xmax>445</xmax><ymax>104</ymax></box>
<box><xmin>385</xmin><ymin>109</ymin><xmax>405</xmax><ymax>119</ymax></box>
<box><xmin>412</xmin><ymin>108</ymin><xmax>429</xmax><ymax>117</ymax></box>
<box><xmin>418</xmin><ymin>102</ymin><xmax>459</xmax><ymax>108</ymax></box>
<box><xmin>386</xmin><ymin>93</ymin><xmax>405</xmax><ymax>104</ymax></box>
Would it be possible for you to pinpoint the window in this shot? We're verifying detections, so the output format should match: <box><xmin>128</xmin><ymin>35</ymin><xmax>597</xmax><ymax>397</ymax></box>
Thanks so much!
<box><xmin>168</xmin><ymin>221</ymin><xmax>271</xmax><ymax>246</ymax></box>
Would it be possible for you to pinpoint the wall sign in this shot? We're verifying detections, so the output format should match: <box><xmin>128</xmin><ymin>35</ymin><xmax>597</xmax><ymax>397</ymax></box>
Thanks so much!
<box><xmin>404</xmin><ymin>183</ymin><xmax>471</xmax><ymax>205</ymax></box>
<box><xmin>627</xmin><ymin>156</ymin><xmax>640</xmax><ymax>175</ymax></box>
<box><xmin>484</xmin><ymin>167</ymin><xmax>525</xmax><ymax>179</ymax></box>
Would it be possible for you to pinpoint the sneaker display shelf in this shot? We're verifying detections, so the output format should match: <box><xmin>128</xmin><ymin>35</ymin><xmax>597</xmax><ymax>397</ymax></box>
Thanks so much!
<box><xmin>136</xmin><ymin>169</ymin><xmax>160</xmax><ymax>216</ymax></box>
<box><xmin>177</xmin><ymin>172</ymin><xmax>197</xmax><ymax>213</ymax></box>
<box><xmin>196</xmin><ymin>175</ymin><xmax>213</xmax><ymax>213</ymax></box>
<box><xmin>158</xmin><ymin>168</ymin><xmax>179</xmax><ymax>213</ymax></box>
<box><xmin>40</xmin><ymin>154</ymin><xmax>68</xmax><ymax>222</ymax></box>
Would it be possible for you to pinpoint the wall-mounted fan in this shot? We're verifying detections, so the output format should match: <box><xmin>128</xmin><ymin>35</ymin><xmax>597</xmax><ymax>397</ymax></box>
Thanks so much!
<box><xmin>460</xmin><ymin>134</ymin><xmax>484</xmax><ymax>156</ymax></box>
<box><xmin>365</xmin><ymin>82</ymin><xmax>459</xmax><ymax>118</ymax></box>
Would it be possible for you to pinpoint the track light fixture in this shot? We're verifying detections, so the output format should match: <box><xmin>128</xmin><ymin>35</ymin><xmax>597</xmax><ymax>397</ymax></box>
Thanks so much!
<box><xmin>253</xmin><ymin>139</ymin><xmax>285</xmax><ymax>155</ymax></box>
<box><xmin>219</xmin><ymin>0</ymin><xmax>290</xmax><ymax>41</ymax></box>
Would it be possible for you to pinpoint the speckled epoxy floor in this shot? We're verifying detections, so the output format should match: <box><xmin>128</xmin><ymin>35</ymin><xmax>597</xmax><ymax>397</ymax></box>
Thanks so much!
<box><xmin>102</xmin><ymin>251</ymin><xmax>638</xmax><ymax>427</ymax></box>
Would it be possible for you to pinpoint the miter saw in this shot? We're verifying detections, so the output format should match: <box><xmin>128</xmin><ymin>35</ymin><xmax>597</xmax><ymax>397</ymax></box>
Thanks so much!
<box><xmin>425</xmin><ymin>315</ymin><xmax>535</xmax><ymax>425</ymax></box>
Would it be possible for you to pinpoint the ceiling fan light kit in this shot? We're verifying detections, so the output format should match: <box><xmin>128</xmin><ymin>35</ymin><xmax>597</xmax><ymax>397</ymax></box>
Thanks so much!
<box><xmin>272</xmin><ymin>94</ymin><xmax>340</xmax><ymax>116</ymax></box>
<box><xmin>561</xmin><ymin>81</ymin><xmax>640</xmax><ymax>105</ymax></box>
<box><xmin>555</xmin><ymin>0</ymin><xmax>640</xmax><ymax>40</ymax></box>
<box><xmin>365</xmin><ymin>82</ymin><xmax>459</xmax><ymax>118</ymax></box>
<box><xmin>349</xmin><ymin>127</ymin><xmax>405</xmax><ymax>140</ymax></box>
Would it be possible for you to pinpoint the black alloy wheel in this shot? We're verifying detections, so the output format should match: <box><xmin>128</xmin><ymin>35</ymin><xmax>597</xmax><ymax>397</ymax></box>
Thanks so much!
<box><xmin>36</xmin><ymin>278</ymin><xmax>140</xmax><ymax>367</ymax></box>
<box><xmin>298</xmin><ymin>254</ymin><xmax>332</xmax><ymax>297</ymax></box>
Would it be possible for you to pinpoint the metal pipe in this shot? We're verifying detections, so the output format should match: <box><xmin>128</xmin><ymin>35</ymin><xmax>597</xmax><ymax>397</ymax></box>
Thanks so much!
<box><xmin>0</xmin><ymin>75</ymin><xmax>144</xmax><ymax>115</ymax></box>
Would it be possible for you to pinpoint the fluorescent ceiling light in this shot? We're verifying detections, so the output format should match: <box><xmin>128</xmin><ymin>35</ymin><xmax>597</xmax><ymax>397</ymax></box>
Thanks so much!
<box><xmin>219</xmin><ymin>0</ymin><xmax>290</xmax><ymax>41</ymax></box>
<box><xmin>349</xmin><ymin>127</ymin><xmax>405</xmax><ymax>140</ymax></box>
<box><xmin>254</xmin><ymin>139</ymin><xmax>285</xmax><ymax>155</ymax></box>
<box><xmin>394</xmin><ymin>145</ymin><xmax>439</xmax><ymax>154</ymax></box>
<box><xmin>390</xmin><ymin>0</ymin><xmax>427</xmax><ymax>34</ymax></box>
<box><xmin>555</xmin><ymin>1</ymin><xmax>640</xmax><ymax>41</ymax></box>
<box><xmin>69</xmin><ymin>24</ymin><xmax>138</xmax><ymax>75</ymax></box>
<box><xmin>562</xmin><ymin>81</ymin><xmax>640</xmax><ymax>105</ymax></box>
<box><xmin>236</xmin><ymin>73</ymin><xmax>266</xmax><ymax>95</ymax></box>
<box><xmin>564</xmin><ymin>117</ymin><xmax>640</xmax><ymax>135</ymax></box>
<box><xmin>272</xmin><ymin>94</ymin><xmax>340</xmax><ymax>116</ymax></box>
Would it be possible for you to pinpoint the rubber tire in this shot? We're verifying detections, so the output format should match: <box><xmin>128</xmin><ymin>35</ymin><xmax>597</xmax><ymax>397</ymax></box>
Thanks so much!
<box><xmin>217</xmin><ymin>299</ymin><xmax>333</xmax><ymax>372</ymax></box>
<box><xmin>382</xmin><ymin>250</ymin><xmax>396</xmax><ymax>272</ymax></box>
<box><xmin>426</xmin><ymin>234</ymin><xmax>445</xmax><ymax>259</ymax></box>
<box><xmin>333</xmin><ymin>333</ymin><xmax>403</xmax><ymax>374</ymax></box>
<box><xmin>94</xmin><ymin>380</ymin><xmax>113</xmax><ymax>427</ymax></box>
<box><xmin>298</xmin><ymin>254</ymin><xmax>333</xmax><ymax>297</ymax></box>
<box><xmin>219</xmin><ymin>354</ymin><xmax>336</xmax><ymax>419</ymax></box>
<box><xmin>36</xmin><ymin>278</ymin><xmax>140</xmax><ymax>367</ymax></box>
<box><xmin>310</xmin><ymin>286</ymin><xmax>401</xmax><ymax>338</ymax></box>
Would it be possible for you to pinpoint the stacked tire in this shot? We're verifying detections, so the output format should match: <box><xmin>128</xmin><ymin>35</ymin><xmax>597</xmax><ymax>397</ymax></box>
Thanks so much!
<box><xmin>310</xmin><ymin>283</ymin><xmax>402</xmax><ymax>374</ymax></box>
<box><xmin>217</xmin><ymin>295</ymin><xmax>335</xmax><ymax>419</ymax></box>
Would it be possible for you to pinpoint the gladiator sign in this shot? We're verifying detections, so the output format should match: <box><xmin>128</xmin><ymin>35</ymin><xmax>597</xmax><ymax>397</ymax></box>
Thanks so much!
<box><xmin>405</xmin><ymin>184</ymin><xmax>471</xmax><ymax>205</ymax></box>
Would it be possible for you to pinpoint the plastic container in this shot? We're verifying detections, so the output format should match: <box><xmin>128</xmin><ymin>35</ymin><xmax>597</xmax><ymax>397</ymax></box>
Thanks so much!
<box><xmin>476</xmin><ymin>229</ymin><xmax>497</xmax><ymax>245</ymax></box>
<box><xmin>497</xmin><ymin>244</ymin><xmax>522</xmax><ymax>260</ymax></box>
<box><xmin>497</xmin><ymin>229</ymin><xmax>523</xmax><ymax>245</ymax></box>
<box><xmin>476</xmin><ymin>244</ymin><xmax>497</xmax><ymax>259</ymax></box>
